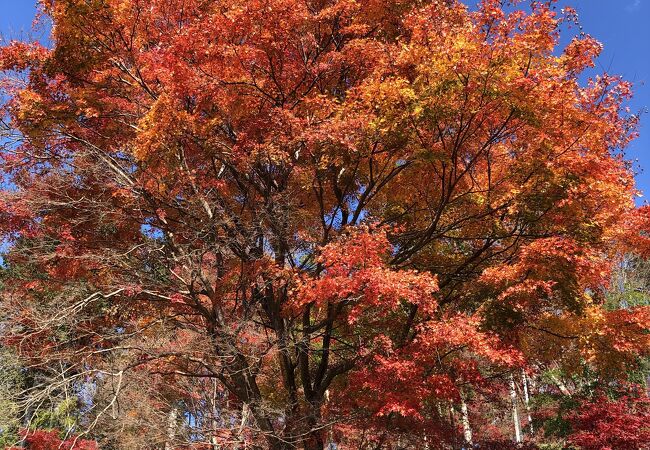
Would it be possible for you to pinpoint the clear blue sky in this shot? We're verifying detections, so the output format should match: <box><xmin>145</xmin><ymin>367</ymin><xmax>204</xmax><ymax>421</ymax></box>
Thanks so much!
<box><xmin>0</xmin><ymin>0</ymin><xmax>648</xmax><ymax>201</ymax></box>
<box><xmin>560</xmin><ymin>0</ymin><xmax>650</xmax><ymax>204</ymax></box>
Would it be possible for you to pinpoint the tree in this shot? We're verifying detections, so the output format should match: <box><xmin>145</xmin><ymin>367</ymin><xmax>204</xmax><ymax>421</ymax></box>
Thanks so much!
<box><xmin>0</xmin><ymin>0</ymin><xmax>648</xmax><ymax>448</ymax></box>
<box><xmin>6</xmin><ymin>429</ymin><xmax>98</xmax><ymax>450</ymax></box>
<box><xmin>567</xmin><ymin>386</ymin><xmax>650</xmax><ymax>450</ymax></box>
<box><xmin>0</xmin><ymin>347</ymin><xmax>23</xmax><ymax>447</ymax></box>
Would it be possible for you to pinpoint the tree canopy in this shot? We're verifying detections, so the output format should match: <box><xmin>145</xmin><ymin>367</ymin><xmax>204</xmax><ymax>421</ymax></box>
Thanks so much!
<box><xmin>0</xmin><ymin>0</ymin><xmax>648</xmax><ymax>448</ymax></box>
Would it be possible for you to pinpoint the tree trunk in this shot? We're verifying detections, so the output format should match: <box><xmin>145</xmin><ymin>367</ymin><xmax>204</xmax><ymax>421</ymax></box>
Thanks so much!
<box><xmin>211</xmin><ymin>379</ymin><xmax>220</xmax><ymax>450</ymax></box>
<box><xmin>548</xmin><ymin>372</ymin><xmax>571</xmax><ymax>396</ymax></box>
<box><xmin>460</xmin><ymin>395</ymin><xmax>473</xmax><ymax>447</ymax></box>
<box><xmin>247</xmin><ymin>402</ymin><xmax>292</xmax><ymax>450</ymax></box>
<box><xmin>509</xmin><ymin>375</ymin><xmax>522</xmax><ymax>443</ymax></box>
<box><xmin>164</xmin><ymin>406</ymin><xmax>178</xmax><ymax>450</ymax></box>
<box><xmin>304</xmin><ymin>437</ymin><xmax>325</xmax><ymax>450</ymax></box>
<box><xmin>521</xmin><ymin>370</ymin><xmax>534</xmax><ymax>434</ymax></box>
<box><xmin>303</xmin><ymin>399</ymin><xmax>325</xmax><ymax>450</ymax></box>
<box><xmin>448</xmin><ymin>403</ymin><xmax>458</xmax><ymax>449</ymax></box>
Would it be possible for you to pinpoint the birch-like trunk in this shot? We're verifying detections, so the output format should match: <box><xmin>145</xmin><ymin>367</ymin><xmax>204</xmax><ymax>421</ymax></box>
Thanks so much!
<box><xmin>238</xmin><ymin>403</ymin><xmax>250</xmax><ymax>444</ymax></box>
<box><xmin>522</xmin><ymin>370</ymin><xmax>534</xmax><ymax>434</ymax></box>
<box><xmin>509</xmin><ymin>375</ymin><xmax>522</xmax><ymax>443</ymax></box>
<box><xmin>548</xmin><ymin>372</ymin><xmax>571</xmax><ymax>396</ymax></box>
<box><xmin>460</xmin><ymin>395</ymin><xmax>473</xmax><ymax>447</ymax></box>
<box><xmin>211</xmin><ymin>379</ymin><xmax>220</xmax><ymax>450</ymax></box>
<box><xmin>164</xmin><ymin>406</ymin><xmax>178</xmax><ymax>450</ymax></box>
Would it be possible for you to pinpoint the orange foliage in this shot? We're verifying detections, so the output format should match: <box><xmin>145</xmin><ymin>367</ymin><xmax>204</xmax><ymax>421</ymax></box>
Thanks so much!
<box><xmin>0</xmin><ymin>0</ymin><xmax>648</xmax><ymax>448</ymax></box>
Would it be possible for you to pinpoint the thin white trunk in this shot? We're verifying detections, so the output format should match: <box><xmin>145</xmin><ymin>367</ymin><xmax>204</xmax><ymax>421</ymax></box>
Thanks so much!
<box><xmin>510</xmin><ymin>375</ymin><xmax>522</xmax><ymax>443</ymax></box>
<box><xmin>460</xmin><ymin>395</ymin><xmax>473</xmax><ymax>446</ymax></box>
<box><xmin>548</xmin><ymin>372</ymin><xmax>571</xmax><ymax>396</ymax></box>
<box><xmin>164</xmin><ymin>406</ymin><xmax>178</xmax><ymax>450</ymax></box>
<box><xmin>211</xmin><ymin>379</ymin><xmax>220</xmax><ymax>450</ymax></box>
<box><xmin>238</xmin><ymin>402</ymin><xmax>250</xmax><ymax>443</ymax></box>
<box><xmin>522</xmin><ymin>370</ymin><xmax>534</xmax><ymax>434</ymax></box>
<box><xmin>448</xmin><ymin>403</ymin><xmax>456</xmax><ymax>446</ymax></box>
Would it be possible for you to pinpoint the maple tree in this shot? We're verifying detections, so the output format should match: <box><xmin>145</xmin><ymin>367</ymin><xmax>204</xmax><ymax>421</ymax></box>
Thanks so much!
<box><xmin>6</xmin><ymin>430</ymin><xmax>98</xmax><ymax>450</ymax></box>
<box><xmin>0</xmin><ymin>0</ymin><xmax>649</xmax><ymax>448</ymax></box>
<box><xmin>567</xmin><ymin>389</ymin><xmax>650</xmax><ymax>450</ymax></box>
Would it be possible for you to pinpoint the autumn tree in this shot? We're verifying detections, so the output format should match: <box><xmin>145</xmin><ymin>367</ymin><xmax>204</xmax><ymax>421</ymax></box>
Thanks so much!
<box><xmin>0</xmin><ymin>0</ymin><xmax>649</xmax><ymax>448</ymax></box>
<box><xmin>0</xmin><ymin>347</ymin><xmax>22</xmax><ymax>447</ymax></box>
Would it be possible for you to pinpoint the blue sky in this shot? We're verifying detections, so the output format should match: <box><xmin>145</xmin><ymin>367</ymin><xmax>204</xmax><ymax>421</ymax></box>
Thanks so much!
<box><xmin>0</xmin><ymin>0</ymin><xmax>648</xmax><ymax>200</ymax></box>
<box><xmin>559</xmin><ymin>0</ymin><xmax>650</xmax><ymax>203</ymax></box>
